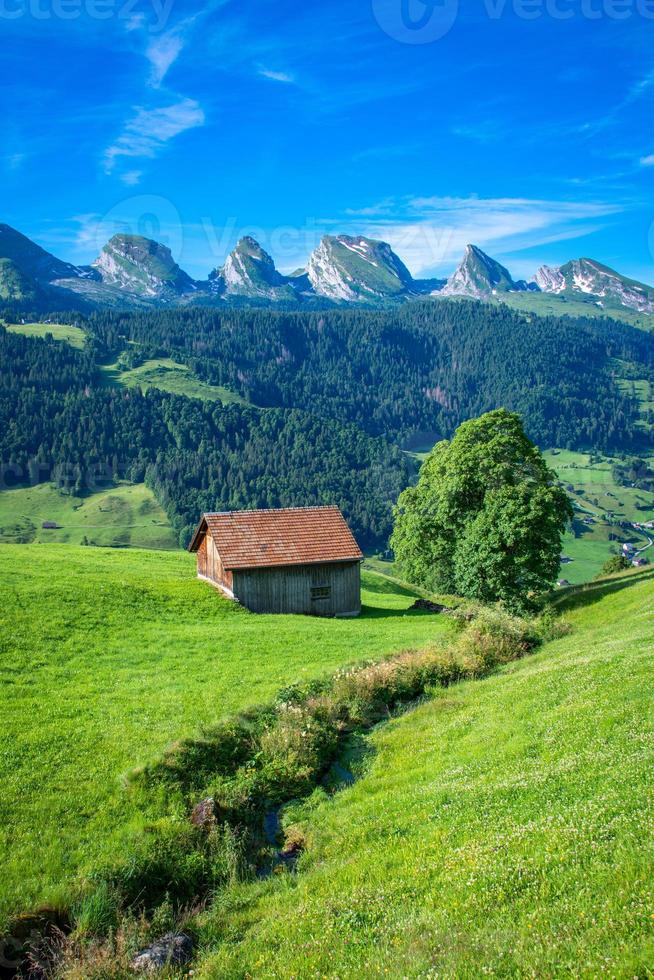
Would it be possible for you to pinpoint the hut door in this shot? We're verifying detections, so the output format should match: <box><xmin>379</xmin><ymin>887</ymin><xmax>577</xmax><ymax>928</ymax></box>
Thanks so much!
<box><xmin>198</xmin><ymin>537</ymin><xmax>208</xmax><ymax>577</ymax></box>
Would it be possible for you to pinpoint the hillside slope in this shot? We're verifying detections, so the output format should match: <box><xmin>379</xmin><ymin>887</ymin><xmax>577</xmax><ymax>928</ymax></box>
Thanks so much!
<box><xmin>0</xmin><ymin>482</ymin><xmax>177</xmax><ymax>548</ymax></box>
<box><xmin>0</xmin><ymin>544</ymin><xmax>452</xmax><ymax>925</ymax></box>
<box><xmin>197</xmin><ymin>570</ymin><xmax>654</xmax><ymax>978</ymax></box>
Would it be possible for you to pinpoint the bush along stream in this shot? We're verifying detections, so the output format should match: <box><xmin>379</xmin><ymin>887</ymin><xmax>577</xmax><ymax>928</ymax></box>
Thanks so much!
<box><xmin>6</xmin><ymin>605</ymin><xmax>570</xmax><ymax>978</ymax></box>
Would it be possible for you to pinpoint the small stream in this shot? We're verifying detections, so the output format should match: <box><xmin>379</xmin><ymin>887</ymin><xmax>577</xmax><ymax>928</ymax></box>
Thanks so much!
<box><xmin>259</xmin><ymin>759</ymin><xmax>357</xmax><ymax>878</ymax></box>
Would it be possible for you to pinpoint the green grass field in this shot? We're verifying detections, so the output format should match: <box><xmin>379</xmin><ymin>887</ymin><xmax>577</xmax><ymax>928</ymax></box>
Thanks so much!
<box><xmin>544</xmin><ymin>450</ymin><xmax>654</xmax><ymax>583</ymax></box>
<box><xmin>498</xmin><ymin>291</ymin><xmax>654</xmax><ymax>331</ymax></box>
<box><xmin>5</xmin><ymin>321</ymin><xmax>87</xmax><ymax>348</ymax></box>
<box><xmin>0</xmin><ymin>482</ymin><xmax>177</xmax><ymax>549</ymax></box>
<box><xmin>0</xmin><ymin>544</ymin><xmax>453</xmax><ymax>927</ymax></box>
<box><xmin>196</xmin><ymin>568</ymin><xmax>654</xmax><ymax>978</ymax></box>
<box><xmin>100</xmin><ymin>357</ymin><xmax>249</xmax><ymax>405</ymax></box>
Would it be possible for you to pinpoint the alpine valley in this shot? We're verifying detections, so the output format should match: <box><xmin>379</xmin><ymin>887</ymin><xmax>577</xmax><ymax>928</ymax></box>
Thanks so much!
<box><xmin>3</xmin><ymin>214</ymin><xmax>654</xmax><ymax>577</ymax></box>
<box><xmin>1</xmin><ymin>221</ymin><xmax>653</xmax><ymax>321</ymax></box>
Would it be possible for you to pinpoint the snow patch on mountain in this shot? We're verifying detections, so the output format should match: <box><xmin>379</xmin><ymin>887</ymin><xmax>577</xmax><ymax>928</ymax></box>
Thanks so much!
<box><xmin>533</xmin><ymin>265</ymin><xmax>566</xmax><ymax>293</ymax></box>
<box><xmin>534</xmin><ymin>258</ymin><xmax>654</xmax><ymax>314</ymax></box>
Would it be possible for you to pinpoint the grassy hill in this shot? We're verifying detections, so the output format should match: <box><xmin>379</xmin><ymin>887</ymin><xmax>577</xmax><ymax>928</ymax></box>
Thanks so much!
<box><xmin>99</xmin><ymin>357</ymin><xmax>249</xmax><ymax>405</ymax></box>
<box><xmin>544</xmin><ymin>450</ymin><xmax>654</xmax><ymax>582</ymax></box>
<box><xmin>0</xmin><ymin>544</ymin><xmax>452</xmax><ymax>926</ymax></box>
<box><xmin>498</xmin><ymin>290</ymin><xmax>654</xmax><ymax>331</ymax></box>
<box><xmin>5</xmin><ymin>320</ymin><xmax>87</xmax><ymax>348</ymax></box>
<box><xmin>195</xmin><ymin>568</ymin><xmax>654</xmax><ymax>978</ymax></box>
<box><xmin>616</xmin><ymin>372</ymin><xmax>654</xmax><ymax>438</ymax></box>
<box><xmin>0</xmin><ymin>482</ymin><xmax>177</xmax><ymax>549</ymax></box>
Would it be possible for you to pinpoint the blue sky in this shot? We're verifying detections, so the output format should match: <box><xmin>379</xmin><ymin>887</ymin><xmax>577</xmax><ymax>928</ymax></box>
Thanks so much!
<box><xmin>2</xmin><ymin>0</ymin><xmax>654</xmax><ymax>281</ymax></box>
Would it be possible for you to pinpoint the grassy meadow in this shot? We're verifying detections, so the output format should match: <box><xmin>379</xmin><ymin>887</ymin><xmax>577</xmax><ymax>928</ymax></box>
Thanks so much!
<box><xmin>498</xmin><ymin>291</ymin><xmax>654</xmax><ymax>331</ymax></box>
<box><xmin>0</xmin><ymin>482</ymin><xmax>177</xmax><ymax>549</ymax></box>
<box><xmin>616</xmin><ymin>373</ymin><xmax>654</xmax><ymax>437</ymax></box>
<box><xmin>99</xmin><ymin>357</ymin><xmax>249</xmax><ymax>405</ymax></box>
<box><xmin>196</xmin><ymin>567</ymin><xmax>654</xmax><ymax>978</ymax></box>
<box><xmin>544</xmin><ymin>449</ymin><xmax>654</xmax><ymax>582</ymax></box>
<box><xmin>5</xmin><ymin>321</ymin><xmax>87</xmax><ymax>348</ymax></box>
<box><xmin>0</xmin><ymin>544</ymin><xmax>453</xmax><ymax>926</ymax></box>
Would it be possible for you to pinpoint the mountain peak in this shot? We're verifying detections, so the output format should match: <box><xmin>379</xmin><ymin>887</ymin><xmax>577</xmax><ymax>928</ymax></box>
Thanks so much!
<box><xmin>92</xmin><ymin>234</ymin><xmax>194</xmax><ymax>299</ymax></box>
<box><xmin>441</xmin><ymin>244</ymin><xmax>522</xmax><ymax>298</ymax></box>
<box><xmin>228</xmin><ymin>236</ymin><xmax>278</xmax><ymax>276</ymax></box>
<box><xmin>235</xmin><ymin>235</ymin><xmax>268</xmax><ymax>253</ymax></box>
<box><xmin>209</xmin><ymin>236</ymin><xmax>301</xmax><ymax>301</ymax></box>
<box><xmin>306</xmin><ymin>234</ymin><xmax>413</xmax><ymax>302</ymax></box>
<box><xmin>0</xmin><ymin>222</ymin><xmax>82</xmax><ymax>283</ymax></box>
<box><xmin>2</xmin><ymin>220</ymin><xmax>653</xmax><ymax>317</ymax></box>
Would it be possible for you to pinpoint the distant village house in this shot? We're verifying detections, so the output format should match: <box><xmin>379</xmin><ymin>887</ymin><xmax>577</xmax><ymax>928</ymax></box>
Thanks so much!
<box><xmin>188</xmin><ymin>506</ymin><xmax>363</xmax><ymax>616</ymax></box>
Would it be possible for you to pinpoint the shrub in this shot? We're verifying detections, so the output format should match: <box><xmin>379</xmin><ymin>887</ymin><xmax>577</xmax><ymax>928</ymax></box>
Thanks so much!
<box><xmin>137</xmin><ymin>717</ymin><xmax>259</xmax><ymax>793</ymax></box>
<box><xmin>597</xmin><ymin>554</ymin><xmax>631</xmax><ymax>578</ymax></box>
<box><xmin>532</xmin><ymin>607</ymin><xmax>572</xmax><ymax>642</ymax></box>
<box><xmin>97</xmin><ymin>824</ymin><xmax>205</xmax><ymax>911</ymax></box>
<box><xmin>454</xmin><ymin>606</ymin><xmax>535</xmax><ymax>672</ymax></box>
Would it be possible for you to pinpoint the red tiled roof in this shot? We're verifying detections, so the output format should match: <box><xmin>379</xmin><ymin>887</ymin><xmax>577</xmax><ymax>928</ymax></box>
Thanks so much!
<box><xmin>188</xmin><ymin>506</ymin><xmax>363</xmax><ymax>569</ymax></box>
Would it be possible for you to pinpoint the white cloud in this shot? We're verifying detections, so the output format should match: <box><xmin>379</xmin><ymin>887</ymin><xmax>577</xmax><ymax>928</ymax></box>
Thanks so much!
<box><xmin>640</xmin><ymin>154</ymin><xmax>654</xmax><ymax>167</ymax></box>
<box><xmin>4</xmin><ymin>152</ymin><xmax>25</xmax><ymax>172</ymax></box>
<box><xmin>335</xmin><ymin>196</ymin><xmax>624</xmax><ymax>276</ymax></box>
<box><xmin>258</xmin><ymin>67</ymin><xmax>295</xmax><ymax>84</ymax></box>
<box><xmin>627</xmin><ymin>68</ymin><xmax>654</xmax><ymax>104</ymax></box>
<box><xmin>71</xmin><ymin>213</ymin><xmax>103</xmax><ymax>251</ymax></box>
<box><xmin>146</xmin><ymin>31</ymin><xmax>187</xmax><ymax>87</ymax></box>
<box><xmin>121</xmin><ymin>170</ymin><xmax>143</xmax><ymax>186</ymax></box>
<box><xmin>579</xmin><ymin>67</ymin><xmax>654</xmax><ymax>137</ymax></box>
<box><xmin>104</xmin><ymin>99</ymin><xmax>205</xmax><ymax>174</ymax></box>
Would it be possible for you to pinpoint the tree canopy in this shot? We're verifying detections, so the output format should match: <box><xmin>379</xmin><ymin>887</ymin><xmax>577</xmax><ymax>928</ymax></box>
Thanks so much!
<box><xmin>597</xmin><ymin>554</ymin><xmax>632</xmax><ymax>578</ymax></box>
<box><xmin>391</xmin><ymin>410</ymin><xmax>574</xmax><ymax>609</ymax></box>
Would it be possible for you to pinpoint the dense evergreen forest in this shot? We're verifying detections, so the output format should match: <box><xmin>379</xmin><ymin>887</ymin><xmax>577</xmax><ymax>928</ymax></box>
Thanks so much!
<box><xmin>2</xmin><ymin>300</ymin><xmax>653</xmax><ymax>547</ymax></box>
<box><xmin>85</xmin><ymin>301</ymin><xmax>651</xmax><ymax>447</ymax></box>
<box><xmin>0</xmin><ymin>330</ymin><xmax>409</xmax><ymax>547</ymax></box>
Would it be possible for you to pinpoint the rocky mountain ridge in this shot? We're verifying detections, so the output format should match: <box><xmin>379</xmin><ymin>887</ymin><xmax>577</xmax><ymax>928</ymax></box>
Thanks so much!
<box><xmin>533</xmin><ymin>257</ymin><xmax>654</xmax><ymax>314</ymax></box>
<box><xmin>0</xmin><ymin>221</ymin><xmax>652</xmax><ymax>316</ymax></box>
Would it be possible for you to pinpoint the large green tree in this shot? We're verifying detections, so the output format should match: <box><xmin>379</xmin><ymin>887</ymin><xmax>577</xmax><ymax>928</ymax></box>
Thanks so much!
<box><xmin>391</xmin><ymin>409</ymin><xmax>573</xmax><ymax>609</ymax></box>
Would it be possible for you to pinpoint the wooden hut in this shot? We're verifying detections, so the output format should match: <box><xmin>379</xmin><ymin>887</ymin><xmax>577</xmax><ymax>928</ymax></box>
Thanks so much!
<box><xmin>188</xmin><ymin>506</ymin><xmax>363</xmax><ymax>616</ymax></box>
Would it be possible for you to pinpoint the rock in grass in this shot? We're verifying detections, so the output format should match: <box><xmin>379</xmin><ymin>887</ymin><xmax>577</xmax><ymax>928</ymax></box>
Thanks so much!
<box><xmin>131</xmin><ymin>933</ymin><xmax>194</xmax><ymax>973</ymax></box>
<box><xmin>409</xmin><ymin>598</ymin><xmax>452</xmax><ymax>614</ymax></box>
<box><xmin>190</xmin><ymin>797</ymin><xmax>218</xmax><ymax>831</ymax></box>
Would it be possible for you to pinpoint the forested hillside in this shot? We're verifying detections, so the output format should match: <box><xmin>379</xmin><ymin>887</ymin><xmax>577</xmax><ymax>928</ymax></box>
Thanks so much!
<box><xmin>86</xmin><ymin>301</ymin><xmax>651</xmax><ymax>447</ymax></box>
<box><xmin>2</xmin><ymin>299</ymin><xmax>653</xmax><ymax>548</ymax></box>
<box><xmin>0</xmin><ymin>329</ymin><xmax>408</xmax><ymax>547</ymax></box>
